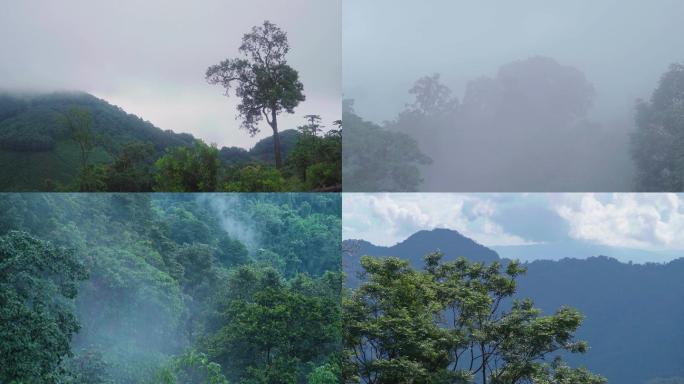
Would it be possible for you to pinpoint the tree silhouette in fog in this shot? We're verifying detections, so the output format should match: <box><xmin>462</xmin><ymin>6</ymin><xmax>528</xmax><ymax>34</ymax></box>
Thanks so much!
<box><xmin>631</xmin><ymin>63</ymin><xmax>684</xmax><ymax>191</ymax></box>
<box><xmin>373</xmin><ymin>56</ymin><xmax>633</xmax><ymax>191</ymax></box>
<box><xmin>342</xmin><ymin>100</ymin><xmax>431</xmax><ymax>191</ymax></box>
<box><xmin>206</xmin><ymin>21</ymin><xmax>305</xmax><ymax>169</ymax></box>
<box><xmin>461</xmin><ymin>56</ymin><xmax>594</xmax><ymax>128</ymax></box>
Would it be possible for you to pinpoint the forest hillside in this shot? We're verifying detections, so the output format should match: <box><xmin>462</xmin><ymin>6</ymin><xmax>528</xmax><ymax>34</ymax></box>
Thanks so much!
<box><xmin>0</xmin><ymin>193</ymin><xmax>342</xmax><ymax>383</ymax></box>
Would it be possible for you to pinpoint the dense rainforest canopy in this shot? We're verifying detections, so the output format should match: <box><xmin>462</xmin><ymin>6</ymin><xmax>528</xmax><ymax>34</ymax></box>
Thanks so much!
<box><xmin>0</xmin><ymin>193</ymin><xmax>342</xmax><ymax>384</ymax></box>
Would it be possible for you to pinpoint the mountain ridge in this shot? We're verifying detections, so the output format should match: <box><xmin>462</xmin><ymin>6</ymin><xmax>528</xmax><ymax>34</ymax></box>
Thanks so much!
<box><xmin>343</xmin><ymin>228</ymin><xmax>500</xmax><ymax>288</ymax></box>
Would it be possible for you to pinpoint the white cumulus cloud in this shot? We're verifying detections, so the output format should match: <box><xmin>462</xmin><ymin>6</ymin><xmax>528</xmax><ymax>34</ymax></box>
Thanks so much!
<box><xmin>342</xmin><ymin>193</ymin><xmax>535</xmax><ymax>247</ymax></box>
<box><xmin>555</xmin><ymin>193</ymin><xmax>684</xmax><ymax>250</ymax></box>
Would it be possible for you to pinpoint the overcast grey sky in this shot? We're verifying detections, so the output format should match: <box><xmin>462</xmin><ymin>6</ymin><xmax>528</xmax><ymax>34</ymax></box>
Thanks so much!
<box><xmin>0</xmin><ymin>0</ymin><xmax>340</xmax><ymax>148</ymax></box>
<box><xmin>343</xmin><ymin>0</ymin><xmax>684</xmax><ymax>124</ymax></box>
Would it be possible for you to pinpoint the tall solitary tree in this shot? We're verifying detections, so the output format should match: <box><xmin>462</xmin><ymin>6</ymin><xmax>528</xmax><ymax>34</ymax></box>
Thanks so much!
<box><xmin>206</xmin><ymin>21</ymin><xmax>305</xmax><ymax>169</ymax></box>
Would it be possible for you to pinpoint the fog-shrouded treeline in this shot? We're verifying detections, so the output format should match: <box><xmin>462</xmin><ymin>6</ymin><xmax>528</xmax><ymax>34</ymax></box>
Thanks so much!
<box><xmin>343</xmin><ymin>57</ymin><xmax>684</xmax><ymax>192</ymax></box>
<box><xmin>0</xmin><ymin>193</ymin><xmax>342</xmax><ymax>384</ymax></box>
<box><xmin>342</xmin><ymin>0</ymin><xmax>684</xmax><ymax>192</ymax></box>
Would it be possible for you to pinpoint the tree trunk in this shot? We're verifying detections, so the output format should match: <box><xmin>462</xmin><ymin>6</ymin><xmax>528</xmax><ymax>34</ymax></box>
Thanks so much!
<box><xmin>270</xmin><ymin>109</ymin><xmax>282</xmax><ymax>169</ymax></box>
<box><xmin>481</xmin><ymin>343</ymin><xmax>487</xmax><ymax>384</ymax></box>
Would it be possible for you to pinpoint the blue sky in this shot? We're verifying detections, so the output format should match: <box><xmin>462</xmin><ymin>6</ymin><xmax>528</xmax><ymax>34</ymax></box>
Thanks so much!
<box><xmin>343</xmin><ymin>193</ymin><xmax>684</xmax><ymax>263</ymax></box>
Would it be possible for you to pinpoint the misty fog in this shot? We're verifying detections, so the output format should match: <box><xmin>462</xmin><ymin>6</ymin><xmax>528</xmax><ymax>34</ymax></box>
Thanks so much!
<box><xmin>342</xmin><ymin>0</ymin><xmax>684</xmax><ymax>191</ymax></box>
<box><xmin>0</xmin><ymin>193</ymin><xmax>341</xmax><ymax>382</ymax></box>
<box><xmin>0</xmin><ymin>0</ymin><xmax>340</xmax><ymax>148</ymax></box>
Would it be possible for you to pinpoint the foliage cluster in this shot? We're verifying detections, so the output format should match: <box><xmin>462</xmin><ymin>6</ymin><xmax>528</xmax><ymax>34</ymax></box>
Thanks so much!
<box><xmin>0</xmin><ymin>193</ymin><xmax>341</xmax><ymax>384</ymax></box>
<box><xmin>631</xmin><ymin>63</ymin><xmax>684</xmax><ymax>191</ymax></box>
<box><xmin>343</xmin><ymin>252</ymin><xmax>605</xmax><ymax>384</ymax></box>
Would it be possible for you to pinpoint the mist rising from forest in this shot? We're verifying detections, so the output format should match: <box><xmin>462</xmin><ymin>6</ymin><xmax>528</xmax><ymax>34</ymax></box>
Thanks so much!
<box><xmin>343</xmin><ymin>0</ymin><xmax>684</xmax><ymax>191</ymax></box>
<box><xmin>53</xmin><ymin>195</ymin><xmax>189</xmax><ymax>380</ymax></box>
<box><xmin>69</xmin><ymin>195</ymin><xmax>256</xmax><ymax>372</ymax></box>
<box><xmin>0</xmin><ymin>193</ymin><xmax>342</xmax><ymax>382</ymax></box>
<box><xmin>198</xmin><ymin>194</ymin><xmax>259</xmax><ymax>251</ymax></box>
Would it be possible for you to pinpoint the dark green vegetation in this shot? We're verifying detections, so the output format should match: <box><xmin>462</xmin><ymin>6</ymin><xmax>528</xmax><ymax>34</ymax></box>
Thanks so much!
<box><xmin>631</xmin><ymin>63</ymin><xmax>684</xmax><ymax>191</ymax></box>
<box><xmin>343</xmin><ymin>252</ymin><xmax>604</xmax><ymax>383</ymax></box>
<box><xmin>344</xmin><ymin>229</ymin><xmax>684</xmax><ymax>384</ymax></box>
<box><xmin>203</xmin><ymin>21</ymin><xmax>341</xmax><ymax>191</ymax></box>
<box><xmin>0</xmin><ymin>91</ymin><xmax>340</xmax><ymax>192</ymax></box>
<box><xmin>0</xmin><ymin>92</ymin><xmax>191</xmax><ymax>190</ymax></box>
<box><xmin>0</xmin><ymin>193</ymin><xmax>342</xmax><ymax>383</ymax></box>
<box><xmin>0</xmin><ymin>231</ymin><xmax>88</xmax><ymax>382</ymax></box>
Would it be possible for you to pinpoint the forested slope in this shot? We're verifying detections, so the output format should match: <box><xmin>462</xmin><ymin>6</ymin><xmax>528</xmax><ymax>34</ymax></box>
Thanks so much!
<box><xmin>0</xmin><ymin>92</ymin><xmax>339</xmax><ymax>192</ymax></box>
<box><xmin>0</xmin><ymin>193</ymin><xmax>342</xmax><ymax>383</ymax></box>
<box><xmin>0</xmin><ymin>92</ymin><xmax>194</xmax><ymax>190</ymax></box>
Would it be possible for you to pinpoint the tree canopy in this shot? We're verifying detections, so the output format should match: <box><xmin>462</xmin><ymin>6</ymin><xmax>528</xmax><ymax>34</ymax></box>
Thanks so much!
<box><xmin>343</xmin><ymin>252</ymin><xmax>605</xmax><ymax>384</ymax></box>
<box><xmin>342</xmin><ymin>99</ymin><xmax>431</xmax><ymax>191</ymax></box>
<box><xmin>631</xmin><ymin>63</ymin><xmax>684</xmax><ymax>191</ymax></box>
<box><xmin>206</xmin><ymin>21</ymin><xmax>305</xmax><ymax>169</ymax></box>
<box><xmin>0</xmin><ymin>193</ymin><xmax>341</xmax><ymax>384</ymax></box>
<box><xmin>0</xmin><ymin>231</ymin><xmax>88</xmax><ymax>383</ymax></box>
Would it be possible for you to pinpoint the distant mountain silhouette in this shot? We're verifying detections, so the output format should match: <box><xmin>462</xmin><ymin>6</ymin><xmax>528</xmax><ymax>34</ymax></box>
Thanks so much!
<box><xmin>219</xmin><ymin>129</ymin><xmax>300</xmax><ymax>166</ymax></box>
<box><xmin>494</xmin><ymin>241</ymin><xmax>683</xmax><ymax>264</ymax></box>
<box><xmin>346</xmin><ymin>228</ymin><xmax>684</xmax><ymax>384</ymax></box>
<box><xmin>344</xmin><ymin>228</ymin><xmax>499</xmax><ymax>288</ymax></box>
